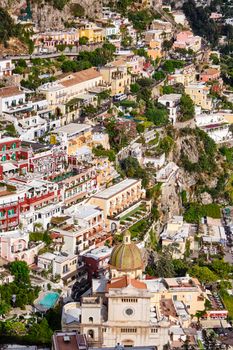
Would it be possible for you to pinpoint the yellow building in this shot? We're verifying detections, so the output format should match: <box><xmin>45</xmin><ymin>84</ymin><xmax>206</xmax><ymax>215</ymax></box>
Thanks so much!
<box><xmin>185</xmin><ymin>83</ymin><xmax>213</xmax><ymax>110</ymax></box>
<box><xmin>79</xmin><ymin>23</ymin><xmax>104</xmax><ymax>43</ymax></box>
<box><xmin>38</xmin><ymin>68</ymin><xmax>103</xmax><ymax>108</ymax></box>
<box><xmin>88</xmin><ymin>178</ymin><xmax>145</xmax><ymax>221</ymax></box>
<box><xmin>61</xmin><ymin>231</ymin><xmax>206</xmax><ymax>349</ymax></box>
<box><xmin>53</xmin><ymin>123</ymin><xmax>92</xmax><ymax>155</ymax></box>
<box><xmin>168</xmin><ymin>64</ymin><xmax>196</xmax><ymax>87</ymax></box>
<box><xmin>99</xmin><ymin>60</ymin><xmax>131</xmax><ymax>96</ymax></box>
<box><xmin>148</xmin><ymin>39</ymin><xmax>163</xmax><ymax>60</ymax></box>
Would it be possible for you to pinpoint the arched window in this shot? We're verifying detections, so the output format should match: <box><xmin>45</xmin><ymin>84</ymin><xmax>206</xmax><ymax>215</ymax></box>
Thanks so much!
<box><xmin>87</xmin><ymin>329</ymin><xmax>94</xmax><ymax>339</ymax></box>
<box><xmin>89</xmin><ymin>317</ymin><xmax>93</xmax><ymax>323</ymax></box>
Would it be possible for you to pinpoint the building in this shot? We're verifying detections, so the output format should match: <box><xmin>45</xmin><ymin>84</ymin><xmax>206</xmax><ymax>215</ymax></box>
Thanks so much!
<box><xmin>158</xmin><ymin>94</ymin><xmax>182</xmax><ymax>124</ymax></box>
<box><xmin>88</xmin><ymin>178</ymin><xmax>145</xmax><ymax>222</ymax></box>
<box><xmin>199</xmin><ymin>68</ymin><xmax>221</xmax><ymax>83</ymax></box>
<box><xmin>195</xmin><ymin>113</ymin><xmax>232</xmax><ymax>143</ymax></box>
<box><xmin>173</xmin><ymin>31</ymin><xmax>202</xmax><ymax>52</ymax></box>
<box><xmin>185</xmin><ymin>83</ymin><xmax>213</xmax><ymax>110</ymax></box>
<box><xmin>0</xmin><ymin>229</ymin><xmax>44</xmax><ymax>264</ymax></box>
<box><xmin>160</xmin><ymin>216</ymin><xmax>194</xmax><ymax>258</ymax></box>
<box><xmin>79</xmin><ymin>23</ymin><xmax>104</xmax><ymax>43</ymax></box>
<box><xmin>52</xmin><ymin>123</ymin><xmax>92</xmax><ymax>156</ymax></box>
<box><xmin>168</xmin><ymin>64</ymin><xmax>196</xmax><ymax>87</ymax></box>
<box><xmin>38</xmin><ymin>68</ymin><xmax>104</xmax><ymax>107</ymax></box>
<box><xmin>0</xmin><ymin>86</ymin><xmax>29</xmax><ymax>115</ymax></box>
<box><xmin>62</xmin><ymin>231</ymin><xmax>206</xmax><ymax>349</ymax></box>
<box><xmin>99</xmin><ymin>60</ymin><xmax>131</xmax><ymax>96</ymax></box>
<box><xmin>82</xmin><ymin>245</ymin><xmax>112</xmax><ymax>279</ymax></box>
<box><xmin>52</xmin><ymin>331</ymin><xmax>88</xmax><ymax>350</ymax></box>
<box><xmin>0</xmin><ymin>59</ymin><xmax>15</xmax><ymax>78</ymax></box>
<box><xmin>35</xmin><ymin>28</ymin><xmax>79</xmax><ymax>48</ymax></box>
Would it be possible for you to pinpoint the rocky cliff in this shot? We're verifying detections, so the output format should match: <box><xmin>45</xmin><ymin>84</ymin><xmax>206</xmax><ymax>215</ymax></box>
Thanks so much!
<box><xmin>0</xmin><ymin>0</ymin><xmax>103</xmax><ymax>31</ymax></box>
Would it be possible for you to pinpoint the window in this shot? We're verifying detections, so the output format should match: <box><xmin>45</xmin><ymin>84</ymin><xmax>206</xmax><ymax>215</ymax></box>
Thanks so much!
<box><xmin>89</xmin><ymin>317</ymin><xmax>93</xmax><ymax>323</ymax></box>
<box><xmin>8</xmin><ymin>209</ymin><xmax>15</xmax><ymax>216</ymax></box>
<box><xmin>122</xmin><ymin>298</ymin><xmax>138</xmax><ymax>303</ymax></box>
<box><xmin>121</xmin><ymin>328</ymin><xmax>137</xmax><ymax>333</ymax></box>
<box><xmin>2</xmin><ymin>155</ymin><xmax>6</xmax><ymax>162</ymax></box>
<box><xmin>2</xmin><ymin>145</ymin><xmax>6</xmax><ymax>151</ymax></box>
<box><xmin>151</xmin><ymin>328</ymin><xmax>158</xmax><ymax>333</ymax></box>
<box><xmin>125</xmin><ymin>308</ymin><xmax>134</xmax><ymax>316</ymax></box>
<box><xmin>87</xmin><ymin>330</ymin><xmax>94</xmax><ymax>339</ymax></box>
<box><xmin>12</xmin><ymin>143</ymin><xmax>16</xmax><ymax>149</ymax></box>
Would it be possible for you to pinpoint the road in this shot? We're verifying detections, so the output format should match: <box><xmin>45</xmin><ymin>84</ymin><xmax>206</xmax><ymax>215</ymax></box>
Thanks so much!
<box><xmin>1</xmin><ymin>43</ymin><xmax>103</xmax><ymax>61</ymax></box>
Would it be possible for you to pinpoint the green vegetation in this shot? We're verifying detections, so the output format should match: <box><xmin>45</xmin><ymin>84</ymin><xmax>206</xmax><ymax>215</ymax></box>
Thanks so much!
<box><xmin>120</xmin><ymin>156</ymin><xmax>149</xmax><ymax>187</ymax></box>
<box><xmin>162</xmin><ymin>59</ymin><xmax>184</xmax><ymax>74</ymax></box>
<box><xmin>70</xmin><ymin>3</ymin><xmax>85</xmax><ymax>17</ymax></box>
<box><xmin>129</xmin><ymin>219</ymin><xmax>148</xmax><ymax>240</ymax></box>
<box><xmin>92</xmin><ymin>145</ymin><xmax>116</xmax><ymax>162</ymax></box>
<box><xmin>178</xmin><ymin>94</ymin><xmax>195</xmax><ymax>122</ymax></box>
<box><xmin>183</xmin><ymin>0</ymin><xmax>219</xmax><ymax>46</ymax></box>
<box><xmin>183</xmin><ymin>203</ymin><xmax>221</xmax><ymax>223</ymax></box>
<box><xmin>29</xmin><ymin>230</ymin><xmax>52</xmax><ymax>245</ymax></box>
<box><xmin>0</xmin><ymin>7</ymin><xmax>21</xmax><ymax>47</ymax></box>
<box><xmin>145</xmin><ymin>103</ymin><xmax>169</xmax><ymax>127</ymax></box>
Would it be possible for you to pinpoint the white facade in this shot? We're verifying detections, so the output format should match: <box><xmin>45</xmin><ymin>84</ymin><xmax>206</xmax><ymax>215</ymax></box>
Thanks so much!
<box><xmin>158</xmin><ymin>94</ymin><xmax>182</xmax><ymax>124</ymax></box>
<box><xmin>0</xmin><ymin>59</ymin><xmax>15</xmax><ymax>78</ymax></box>
<box><xmin>195</xmin><ymin>113</ymin><xmax>232</xmax><ymax>143</ymax></box>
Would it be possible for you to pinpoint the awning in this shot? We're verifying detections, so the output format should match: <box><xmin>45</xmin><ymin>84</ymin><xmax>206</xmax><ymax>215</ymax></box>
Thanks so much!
<box><xmin>2</xmin><ymin>163</ymin><xmax>18</xmax><ymax>172</ymax></box>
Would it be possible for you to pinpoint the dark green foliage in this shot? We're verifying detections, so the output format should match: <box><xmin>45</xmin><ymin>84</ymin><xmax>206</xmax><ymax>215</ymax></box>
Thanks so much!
<box><xmin>92</xmin><ymin>145</ymin><xmax>116</xmax><ymax>162</ymax></box>
<box><xmin>120</xmin><ymin>156</ymin><xmax>149</xmax><ymax>187</ymax></box>
<box><xmin>25</xmin><ymin>318</ymin><xmax>53</xmax><ymax>344</ymax></box>
<box><xmin>153</xmin><ymin>70</ymin><xmax>166</xmax><ymax>81</ymax></box>
<box><xmin>178</xmin><ymin>93</ymin><xmax>195</xmax><ymax>122</ymax></box>
<box><xmin>0</xmin><ymin>7</ymin><xmax>21</xmax><ymax>47</ymax></box>
<box><xmin>70</xmin><ymin>3</ymin><xmax>85</xmax><ymax>17</ymax></box>
<box><xmin>189</xmin><ymin>265</ymin><xmax>218</xmax><ymax>283</ymax></box>
<box><xmin>128</xmin><ymin>10</ymin><xmax>153</xmax><ymax>31</ymax></box>
<box><xmin>145</xmin><ymin>103</ymin><xmax>169</xmax><ymax>127</ymax></box>
<box><xmin>79</xmin><ymin>36</ymin><xmax>89</xmax><ymax>45</ymax></box>
<box><xmin>9</xmin><ymin>261</ymin><xmax>30</xmax><ymax>285</ymax></box>
<box><xmin>162</xmin><ymin>59</ymin><xmax>184</xmax><ymax>73</ymax></box>
<box><xmin>29</xmin><ymin>231</ymin><xmax>52</xmax><ymax>245</ymax></box>
<box><xmin>5</xmin><ymin>124</ymin><xmax>18</xmax><ymax>137</ymax></box>
<box><xmin>183</xmin><ymin>203</ymin><xmax>221</xmax><ymax>223</ymax></box>
<box><xmin>183</xmin><ymin>0</ymin><xmax>219</xmax><ymax>46</ymax></box>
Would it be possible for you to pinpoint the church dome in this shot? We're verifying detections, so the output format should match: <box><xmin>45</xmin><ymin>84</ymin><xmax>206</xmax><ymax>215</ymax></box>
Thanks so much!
<box><xmin>109</xmin><ymin>231</ymin><xmax>143</xmax><ymax>271</ymax></box>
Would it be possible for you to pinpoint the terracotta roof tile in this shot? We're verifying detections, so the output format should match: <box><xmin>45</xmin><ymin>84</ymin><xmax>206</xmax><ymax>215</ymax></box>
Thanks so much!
<box><xmin>60</xmin><ymin>68</ymin><xmax>101</xmax><ymax>88</ymax></box>
<box><xmin>0</xmin><ymin>86</ymin><xmax>22</xmax><ymax>98</ymax></box>
<box><xmin>106</xmin><ymin>275</ymin><xmax>147</xmax><ymax>291</ymax></box>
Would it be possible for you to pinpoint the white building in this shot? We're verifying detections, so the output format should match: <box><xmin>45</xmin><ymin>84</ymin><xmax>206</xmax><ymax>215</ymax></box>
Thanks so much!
<box><xmin>195</xmin><ymin>113</ymin><xmax>232</xmax><ymax>143</ymax></box>
<box><xmin>0</xmin><ymin>59</ymin><xmax>15</xmax><ymax>78</ymax></box>
<box><xmin>158</xmin><ymin>94</ymin><xmax>182</xmax><ymax>124</ymax></box>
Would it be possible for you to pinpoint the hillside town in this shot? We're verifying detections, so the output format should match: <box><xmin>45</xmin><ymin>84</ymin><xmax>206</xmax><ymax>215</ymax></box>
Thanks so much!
<box><xmin>0</xmin><ymin>0</ymin><xmax>233</xmax><ymax>349</ymax></box>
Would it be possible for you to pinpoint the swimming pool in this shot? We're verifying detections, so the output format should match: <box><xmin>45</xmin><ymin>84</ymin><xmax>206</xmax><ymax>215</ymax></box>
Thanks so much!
<box><xmin>38</xmin><ymin>292</ymin><xmax>59</xmax><ymax>309</ymax></box>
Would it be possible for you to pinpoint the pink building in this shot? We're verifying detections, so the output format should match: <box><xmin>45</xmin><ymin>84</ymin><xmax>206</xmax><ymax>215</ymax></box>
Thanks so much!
<box><xmin>173</xmin><ymin>31</ymin><xmax>202</xmax><ymax>52</ymax></box>
<box><xmin>0</xmin><ymin>229</ymin><xmax>44</xmax><ymax>264</ymax></box>
<box><xmin>199</xmin><ymin>68</ymin><xmax>220</xmax><ymax>83</ymax></box>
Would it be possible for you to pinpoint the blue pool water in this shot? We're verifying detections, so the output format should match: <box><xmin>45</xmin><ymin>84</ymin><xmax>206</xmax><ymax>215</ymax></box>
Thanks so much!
<box><xmin>38</xmin><ymin>292</ymin><xmax>59</xmax><ymax>309</ymax></box>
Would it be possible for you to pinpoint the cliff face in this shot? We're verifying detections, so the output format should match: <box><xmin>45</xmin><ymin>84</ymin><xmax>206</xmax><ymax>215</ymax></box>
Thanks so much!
<box><xmin>0</xmin><ymin>0</ymin><xmax>103</xmax><ymax>31</ymax></box>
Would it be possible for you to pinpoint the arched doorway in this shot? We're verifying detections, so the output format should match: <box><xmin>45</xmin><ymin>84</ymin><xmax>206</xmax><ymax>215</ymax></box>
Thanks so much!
<box><xmin>122</xmin><ymin>339</ymin><xmax>134</xmax><ymax>347</ymax></box>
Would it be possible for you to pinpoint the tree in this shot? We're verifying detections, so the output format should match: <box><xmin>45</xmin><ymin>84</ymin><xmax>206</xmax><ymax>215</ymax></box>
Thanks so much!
<box><xmin>154</xmin><ymin>247</ymin><xmax>175</xmax><ymax>278</ymax></box>
<box><xmin>70</xmin><ymin>3</ymin><xmax>85</xmax><ymax>17</ymax></box>
<box><xmin>5</xmin><ymin>123</ymin><xmax>18</xmax><ymax>137</ymax></box>
<box><xmin>0</xmin><ymin>300</ymin><xmax>10</xmax><ymax>316</ymax></box>
<box><xmin>189</xmin><ymin>265</ymin><xmax>218</xmax><ymax>283</ymax></box>
<box><xmin>130</xmin><ymin>83</ymin><xmax>140</xmax><ymax>94</ymax></box>
<box><xmin>61</xmin><ymin>60</ymin><xmax>78</xmax><ymax>72</ymax></box>
<box><xmin>178</xmin><ymin>94</ymin><xmax>195</xmax><ymax>122</ymax></box>
<box><xmin>79</xmin><ymin>36</ymin><xmax>89</xmax><ymax>45</ymax></box>
<box><xmin>26</xmin><ymin>318</ymin><xmax>53</xmax><ymax>344</ymax></box>
<box><xmin>9</xmin><ymin>261</ymin><xmax>30</xmax><ymax>285</ymax></box>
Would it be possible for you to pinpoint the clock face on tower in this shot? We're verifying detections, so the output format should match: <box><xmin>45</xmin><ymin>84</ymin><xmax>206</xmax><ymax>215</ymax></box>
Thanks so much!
<box><xmin>125</xmin><ymin>307</ymin><xmax>134</xmax><ymax>316</ymax></box>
